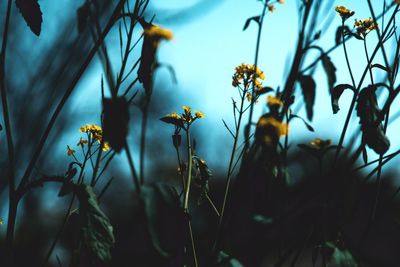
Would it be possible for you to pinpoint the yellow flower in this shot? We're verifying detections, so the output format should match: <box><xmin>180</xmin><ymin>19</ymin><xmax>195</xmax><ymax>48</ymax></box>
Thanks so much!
<box><xmin>278</xmin><ymin>0</ymin><xmax>285</xmax><ymax>4</ymax></box>
<box><xmin>195</xmin><ymin>111</ymin><xmax>205</xmax><ymax>119</ymax></box>
<box><xmin>257</xmin><ymin>117</ymin><xmax>288</xmax><ymax>136</ymax></box>
<box><xmin>183</xmin><ymin>106</ymin><xmax>191</xmax><ymax>115</ymax></box>
<box><xmin>67</xmin><ymin>145</ymin><xmax>75</xmax><ymax>156</ymax></box>
<box><xmin>80</xmin><ymin>124</ymin><xmax>103</xmax><ymax>141</ymax></box>
<box><xmin>167</xmin><ymin>112</ymin><xmax>182</xmax><ymax>120</ymax></box>
<box><xmin>354</xmin><ymin>18</ymin><xmax>378</xmax><ymax>36</ymax></box>
<box><xmin>335</xmin><ymin>6</ymin><xmax>354</xmax><ymax>21</ymax></box>
<box><xmin>0</xmin><ymin>218</ymin><xmax>3</xmax><ymax>225</ymax></box>
<box><xmin>102</xmin><ymin>142</ymin><xmax>110</xmax><ymax>152</ymax></box>
<box><xmin>144</xmin><ymin>25</ymin><xmax>173</xmax><ymax>41</ymax></box>
<box><xmin>267</xmin><ymin>95</ymin><xmax>283</xmax><ymax>107</ymax></box>
<box><xmin>310</xmin><ymin>138</ymin><xmax>331</xmax><ymax>149</ymax></box>
<box><xmin>232</xmin><ymin>63</ymin><xmax>265</xmax><ymax>90</ymax></box>
<box><xmin>268</xmin><ymin>4</ymin><xmax>276</xmax><ymax>12</ymax></box>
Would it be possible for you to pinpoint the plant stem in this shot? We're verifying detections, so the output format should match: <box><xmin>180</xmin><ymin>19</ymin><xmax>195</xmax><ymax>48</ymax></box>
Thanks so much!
<box><xmin>214</xmin><ymin>87</ymin><xmax>247</xmax><ymax>251</ymax></box>
<box><xmin>139</xmin><ymin>97</ymin><xmax>150</xmax><ymax>185</ymax></box>
<box><xmin>125</xmin><ymin>142</ymin><xmax>141</xmax><ymax>194</ymax></box>
<box><xmin>1</xmin><ymin>0</ymin><xmax>16</xmax><ymax>264</ymax></box>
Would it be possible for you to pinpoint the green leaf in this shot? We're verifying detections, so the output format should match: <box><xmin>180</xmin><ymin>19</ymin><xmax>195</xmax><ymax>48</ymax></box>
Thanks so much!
<box><xmin>214</xmin><ymin>251</ymin><xmax>244</xmax><ymax>267</ymax></box>
<box><xmin>289</xmin><ymin>114</ymin><xmax>314</xmax><ymax>132</ymax></box>
<box><xmin>331</xmin><ymin>84</ymin><xmax>355</xmax><ymax>114</ymax></box>
<box><xmin>356</xmin><ymin>85</ymin><xmax>390</xmax><ymax>155</ymax></box>
<box><xmin>321</xmin><ymin>54</ymin><xmax>337</xmax><ymax>94</ymax></box>
<box><xmin>15</xmin><ymin>0</ymin><xmax>43</xmax><ymax>36</ymax></box>
<box><xmin>76</xmin><ymin>184</ymin><xmax>115</xmax><ymax>262</ymax></box>
<box><xmin>297</xmin><ymin>75</ymin><xmax>316</xmax><ymax>121</ymax></box>
<box><xmin>243</xmin><ymin>16</ymin><xmax>260</xmax><ymax>31</ymax></box>
<box><xmin>335</xmin><ymin>25</ymin><xmax>351</xmax><ymax>45</ymax></box>
<box><xmin>141</xmin><ymin>183</ymin><xmax>185</xmax><ymax>258</ymax></box>
<box><xmin>326</xmin><ymin>242</ymin><xmax>358</xmax><ymax>267</ymax></box>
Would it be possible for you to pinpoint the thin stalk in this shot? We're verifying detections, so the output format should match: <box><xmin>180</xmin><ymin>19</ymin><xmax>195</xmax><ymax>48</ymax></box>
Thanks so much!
<box><xmin>139</xmin><ymin>97</ymin><xmax>150</xmax><ymax>185</ymax></box>
<box><xmin>1</xmin><ymin>0</ymin><xmax>16</xmax><ymax>263</ymax></box>
<box><xmin>214</xmin><ymin>88</ymin><xmax>247</xmax><ymax>251</ymax></box>
<box><xmin>244</xmin><ymin>2</ymin><xmax>268</xmax><ymax>152</ymax></box>
<box><xmin>125</xmin><ymin>143</ymin><xmax>141</xmax><ymax>194</ymax></box>
<box><xmin>175</xmin><ymin>145</ymin><xmax>186</xmax><ymax>192</ymax></box>
<box><xmin>182</xmin><ymin>127</ymin><xmax>198</xmax><ymax>267</ymax></box>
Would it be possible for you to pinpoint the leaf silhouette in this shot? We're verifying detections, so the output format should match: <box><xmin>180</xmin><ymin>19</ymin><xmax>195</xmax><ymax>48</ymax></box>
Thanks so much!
<box><xmin>335</xmin><ymin>25</ymin><xmax>351</xmax><ymax>45</ymax></box>
<box><xmin>289</xmin><ymin>114</ymin><xmax>314</xmax><ymax>132</ymax></box>
<box><xmin>356</xmin><ymin>85</ymin><xmax>390</xmax><ymax>155</ymax></box>
<box><xmin>76</xmin><ymin>184</ymin><xmax>115</xmax><ymax>262</ymax></box>
<box><xmin>371</xmin><ymin>63</ymin><xmax>389</xmax><ymax>73</ymax></box>
<box><xmin>256</xmin><ymin>86</ymin><xmax>274</xmax><ymax>96</ymax></box>
<box><xmin>102</xmin><ymin>97</ymin><xmax>130</xmax><ymax>153</ymax></box>
<box><xmin>331</xmin><ymin>84</ymin><xmax>355</xmax><ymax>114</ymax></box>
<box><xmin>321</xmin><ymin>54</ymin><xmax>337</xmax><ymax>94</ymax></box>
<box><xmin>141</xmin><ymin>183</ymin><xmax>185</xmax><ymax>258</ymax></box>
<box><xmin>243</xmin><ymin>16</ymin><xmax>260</xmax><ymax>31</ymax></box>
<box><xmin>297</xmin><ymin>75</ymin><xmax>316</xmax><ymax>121</ymax></box>
<box><xmin>77</xmin><ymin>1</ymin><xmax>91</xmax><ymax>33</ymax></box>
<box><xmin>15</xmin><ymin>0</ymin><xmax>43</xmax><ymax>36</ymax></box>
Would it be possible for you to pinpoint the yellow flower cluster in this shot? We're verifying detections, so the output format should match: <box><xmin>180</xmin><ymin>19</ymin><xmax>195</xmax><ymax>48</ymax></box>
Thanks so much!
<box><xmin>258</xmin><ymin>117</ymin><xmax>288</xmax><ymax>136</ymax></box>
<box><xmin>354</xmin><ymin>18</ymin><xmax>378</xmax><ymax>37</ymax></box>
<box><xmin>335</xmin><ymin>6</ymin><xmax>354</xmax><ymax>21</ymax></box>
<box><xmin>232</xmin><ymin>63</ymin><xmax>265</xmax><ymax>91</ymax></box>
<box><xmin>163</xmin><ymin>106</ymin><xmax>204</xmax><ymax>128</ymax></box>
<box><xmin>79</xmin><ymin>124</ymin><xmax>110</xmax><ymax>152</ymax></box>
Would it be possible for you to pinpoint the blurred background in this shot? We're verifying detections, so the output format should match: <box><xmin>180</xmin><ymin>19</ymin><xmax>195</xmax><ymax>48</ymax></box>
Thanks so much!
<box><xmin>1</xmin><ymin>0</ymin><xmax>400</xmax><ymax>266</ymax></box>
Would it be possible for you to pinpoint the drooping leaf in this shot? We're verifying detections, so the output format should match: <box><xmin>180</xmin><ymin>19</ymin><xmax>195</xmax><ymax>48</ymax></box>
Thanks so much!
<box><xmin>297</xmin><ymin>75</ymin><xmax>316</xmax><ymax>121</ymax></box>
<box><xmin>325</xmin><ymin>242</ymin><xmax>358</xmax><ymax>267</ymax></box>
<box><xmin>243</xmin><ymin>16</ymin><xmax>260</xmax><ymax>31</ymax></box>
<box><xmin>76</xmin><ymin>184</ymin><xmax>115</xmax><ymax>262</ymax></box>
<box><xmin>141</xmin><ymin>183</ymin><xmax>185</xmax><ymax>258</ymax></box>
<box><xmin>160</xmin><ymin>116</ymin><xmax>184</xmax><ymax>128</ymax></box>
<box><xmin>213</xmin><ymin>251</ymin><xmax>244</xmax><ymax>267</ymax></box>
<box><xmin>77</xmin><ymin>1</ymin><xmax>91</xmax><ymax>33</ymax></box>
<box><xmin>321</xmin><ymin>54</ymin><xmax>337</xmax><ymax>94</ymax></box>
<box><xmin>356</xmin><ymin>85</ymin><xmax>390</xmax><ymax>155</ymax></box>
<box><xmin>335</xmin><ymin>25</ymin><xmax>351</xmax><ymax>45</ymax></box>
<box><xmin>255</xmin><ymin>86</ymin><xmax>274</xmax><ymax>96</ymax></box>
<box><xmin>289</xmin><ymin>114</ymin><xmax>314</xmax><ymax>132</ymax></box>
<box><xmin>15</xmin><ymin>0</ymin><xmax>43</xmax><ymax>36</ymax></box>
<box><xmin>102</xmin><ymin>97</ymin><xmax>130</xmax><ymax>152</ymax></box>
<box><xmin>331</xmin><ymin>84</ymin><xmax>355</xmax><ymax>114</ymax></box>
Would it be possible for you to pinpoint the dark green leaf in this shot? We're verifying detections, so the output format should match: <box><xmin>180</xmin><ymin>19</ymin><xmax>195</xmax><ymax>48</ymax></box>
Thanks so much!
<box><xmin>256</xmin><ymin>86</ymin><xmax>274</xmax><ymax>95</ymax></box>
<box><xmin>76</xmin><ymin>184</ymin><xmax>115</xmax><ymax>262</ymax></box>
<box><xmin>297</xmin><ymin>75</ymin><xmax>316</xmax><ymax>121</ymax></box>
<box><xmin>243</xmin><ymin>16</ymin><xmax>260</xmax><ymax>31</ymax></box>
<box><xmin>213</xmin><ymin>251</ymin><xmax>244</xmax><ymax>267</ymax></box>
<box><xmin>356</xmin><ymin>85</ymin><xmax>390</xmax><ymax>155</ymax></box>
<box><xmin>326</xmin><ymin>242</ymin><xmax>358</xmax><ymax>267</ymax></box>
<box><xmin>77</xmin><ymin>2</ymin><xmax>91</xmax><ymax>33</ymax></box>
<box><xmin>335</xmin><ymin>25</ymin><xmax>351</xmax><ymax>45</ymax></box>
<box><xmin>160</xmin><ymin>116</ymin><xmax>184</xmax><ymax>128</ymax></box>
<box><xmin>15</xmin><ymin>0</ymin><xmax>43</xmax><ymax>36</ymax></box>
<box><xmin>141</xmin><ymin>183</ymin><xmax>185</xmax><ymax>258</ymax></box>
<box><xmin>321</xmin><ymin>54</ymin><xmax>337</xmax><ymax>94</ymax></box>
<box><xmin>331</xmin><ymin>84</ymin><xmax>355</xmax><ymax>114</ymax></box>
<box><xmin>289</xmin><ymin>114</ymin><xmax>314</xmax><ymax>132</ymax></box>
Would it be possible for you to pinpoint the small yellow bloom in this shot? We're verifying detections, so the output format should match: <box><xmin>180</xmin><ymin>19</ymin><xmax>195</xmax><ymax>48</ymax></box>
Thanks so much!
<box><xmin>278</xmin><ymin>0</ymin><xmax>285</xmax><ymax>4</ymax></box>
<box><xmin>80</xmin><ymin>124</ymin><xmax>103</xmax><ymax>141</ymax></box>
<box><xmin>0</xmin><ymin>218</ymin><xmax>3</xmax><ymax>225</ymax></box>
<box><xmin>167</xmin><ymin>112</ymin><xmax>182</xmax><ymax>119</ymax></box>
<box><xmin>183</xmin><ymin>106</ymin><xmax>191</xmax><ymax>114</ymax></box>
<box><xmin>267</xmin><ymin>95</ymin><xmax>283</xmax><ymax>107</ymax></box>
<box><xmin>102</xmin><ymin>142</ymin><xmax>110</xmax><ymax>152</ymax></box>
<box><xmin>233</xmin><ymin>63</ymin><xmax>265</xmax><ymax>90</ymax></box>
<box><xmin>335</xmin><ymin>6</ymin><xmax>354</xmax><ymax>21</ymax></box>
<box><xmin>354</xmin><ymin>18</ymin><xmax>378</xmax><ymax>36</ymax></box>
<box><xmin>67</xmin><ymin>145</ymin><xmax>75</xmax><ymax>156</ymax></box>
<box><xmin>310</xmin><ymin>138</ymin><xmax>331</xmax><ymax>149</ymax></box>
<box><xmin>195</xmin><ymin>111</ymin><xmax>205</xmax><ymax>119</ymax></box>
<box><xmin>268</xmin><ymin>4</ymin><xmax>276</xmax><ymax>12</ymax></box>
<box><xmin>144</xmin><ymin>25</ymin><xmax>173</xmax><ymax>41</ymax></box>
